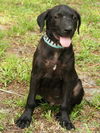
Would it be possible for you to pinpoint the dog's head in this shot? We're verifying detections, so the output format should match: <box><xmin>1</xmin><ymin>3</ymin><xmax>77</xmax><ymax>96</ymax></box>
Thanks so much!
<box><xmin>37</xmin><ymin>5</ymin><xmax>81</xmax><ymax>47</ymax></box>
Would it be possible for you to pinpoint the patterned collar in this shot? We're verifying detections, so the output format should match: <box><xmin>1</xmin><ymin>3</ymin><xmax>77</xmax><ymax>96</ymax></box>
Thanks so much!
<box><xmin>43</xmin><ymin>34</ymin><xmax>63</xmax><ymax>49</ymax></box>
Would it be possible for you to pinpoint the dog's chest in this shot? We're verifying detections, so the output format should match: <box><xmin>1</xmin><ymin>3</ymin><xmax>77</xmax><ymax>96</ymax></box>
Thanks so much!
<box><xmin>44</xmin><ymin>52</ymin><xmax>67</xmax><ymax>78</ymax></box>
<box><xmin>45</xmin><ymin>53</ymin><xmax>58</xmax><ymax>70</ymax></box>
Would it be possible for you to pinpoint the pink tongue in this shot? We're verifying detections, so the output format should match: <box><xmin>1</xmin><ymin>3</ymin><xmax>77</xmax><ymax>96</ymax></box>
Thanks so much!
<box><xmin>60</xmin><ymin>37</ymin><xmax>71</xmax><ymax>47</ymax></box>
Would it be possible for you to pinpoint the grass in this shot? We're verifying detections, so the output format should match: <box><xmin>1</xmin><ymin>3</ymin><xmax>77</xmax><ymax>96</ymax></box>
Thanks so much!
<box><xmin>0</xmin><ymin>113</ymin><xmax>6</xmax><ymax>132</ymax></box>
<box><xmin>0</xmin><ymin>55</ymin><xmax>31</xmax><ymax>86</ymax></box>
<box><xmin>0</xmin><ymin>42</ymin><xmax>9</xmax><ymax>58</ymax></box>
<box><xmin>91</xmin><ymin>94</ymin><xmax>100</xmax><ymax>110</ymax></box>
<box><xmin>0</xmin><ymin>0</ymin><xmax>100</xmax><ymax>132</ymax></box>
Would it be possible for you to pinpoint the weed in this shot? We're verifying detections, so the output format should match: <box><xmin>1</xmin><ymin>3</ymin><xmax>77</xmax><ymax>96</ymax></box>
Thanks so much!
<box><xmin>43</xmin><ymin>110</ymin><xmax>53</xmax><ymax>121</ymax></box>
<box><xmin>40</xmin><ymin>103</ymin><xmax>59</xmax><ymax>113</ymax></box>
<box><xmin>0</xmin><ymin>113</ymin><xmax>6</xmax><ymax>131</ymax></box>
<box><xmin>14</xmin><ymin>97</ymin><xmax>27</xmax><ymax>107</ymax></box>
<box><xmin>70</xmin><ymin>100</ymin><xmax>86</xmax><ymax>120</ymax></box>
<box><xmin>0</xmin><ymin>42</ymin><xmax>9</xmax><ymax>58</ymax></box>
<box><xmin>91</xmin><ymin>93</ymin><xmax>100</xmax><ymax>110</ymax></box>
<box><xmin>0</xmin><ymin>125</ymin><xmax>4</xmax><ymax>132</ymax></box>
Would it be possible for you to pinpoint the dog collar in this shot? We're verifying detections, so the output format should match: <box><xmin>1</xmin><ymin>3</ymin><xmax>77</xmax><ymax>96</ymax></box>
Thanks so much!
<box><xmin>43</xmin><ymin>34</ymin><xmax>63</xmax><ymax>49</ymax></box>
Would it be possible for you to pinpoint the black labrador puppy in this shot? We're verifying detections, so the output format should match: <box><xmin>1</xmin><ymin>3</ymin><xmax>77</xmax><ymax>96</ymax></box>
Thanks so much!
<box><xmin>16</xmin><ymin>5</ymin><xmax>84</xmax><ymax>130</ymax></box>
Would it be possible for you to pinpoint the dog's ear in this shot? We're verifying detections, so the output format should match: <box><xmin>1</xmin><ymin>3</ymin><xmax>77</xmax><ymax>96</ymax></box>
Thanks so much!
<box><xmin>75</xmin><ymin>11</ymin><xmax>81</xmax><ymax>34</ymax></box>
<box><xmin>37</xmin><ymin>10</ymin><xmax>49</xmax><ymax>32</ymax></box>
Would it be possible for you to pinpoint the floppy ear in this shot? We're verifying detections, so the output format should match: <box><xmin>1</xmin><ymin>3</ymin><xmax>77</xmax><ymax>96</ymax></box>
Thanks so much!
<box><xmin>76</xmin><ymin>11</ymin><xmax>81</xmax><ymax>34</ymax></box>
<box><xmin>37</xmin><ymin>10</ymin><xmax>49</xmax><ymax>32</ymax></box>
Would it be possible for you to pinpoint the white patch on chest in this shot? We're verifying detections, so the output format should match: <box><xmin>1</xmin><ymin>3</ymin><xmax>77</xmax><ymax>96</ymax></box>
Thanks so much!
<box><xmin>53</xmin><ymin>64</ymin><xmax>57</xmax><ymax>71</ymax></box>
<box><xmin>52</xmin><ymin>53</ymin><xmax>58</xmax><ymax>71</ymax></box>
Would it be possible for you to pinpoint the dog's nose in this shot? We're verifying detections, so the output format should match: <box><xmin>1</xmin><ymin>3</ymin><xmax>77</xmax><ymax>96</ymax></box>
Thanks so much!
<box><xmin>64</xmin><ymin>27</ymin><xmax>72</xmax><ymax>33</ymax></box>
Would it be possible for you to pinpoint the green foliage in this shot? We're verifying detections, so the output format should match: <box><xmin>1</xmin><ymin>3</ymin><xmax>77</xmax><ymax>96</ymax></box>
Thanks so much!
<box><xmin>70</xmin><ymin>100</ymin><xmax>86</xmax><ymax>120</ymax></box>
<box><xmin>0</xmin><ymin>42</ymin><xmax>9</xmax><ymax>58</ymax></box>
<box><xmin>92</xmin><ymin>94</ymin><xmax>100</xmax><ymax>110</ymax></box>
<box><xmin>41</xmin><ymin>103</ymin><xmax>59</xmax><ymax>113</ymax></box>
<box><xmin>0</xmin><ymin>113</ymin><xmax>6</xmax><ymax>131</ymax></box>
<box><xmin>43</xmin><ymin>110</ymin><xmax>53</xmax><ymax>121</ymax></box>
<box><xmin>0</xmin><ymin>55</ymin><xmax>31</xmax><ymax>85</ymax></box>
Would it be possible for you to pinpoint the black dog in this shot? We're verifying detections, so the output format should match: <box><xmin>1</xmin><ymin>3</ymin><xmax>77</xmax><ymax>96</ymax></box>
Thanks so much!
<box><xmin>16</xmin><ymin>5</ymin><xmax>84</xmax><ymax>130</ymax></box>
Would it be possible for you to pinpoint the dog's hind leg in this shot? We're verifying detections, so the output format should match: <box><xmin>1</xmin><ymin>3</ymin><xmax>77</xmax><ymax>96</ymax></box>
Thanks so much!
<box><xmin>56</xmin><ymin>79</ymin><xmax>84</xmax><ymax>130</ymax></box>
<box><xmin>71</xmin><ymin>79</ymin><xmax>84</xmax><ymax>108</ymax></box>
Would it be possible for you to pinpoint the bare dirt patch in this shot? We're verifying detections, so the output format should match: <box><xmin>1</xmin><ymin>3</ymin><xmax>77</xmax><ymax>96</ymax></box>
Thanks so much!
<box><xmin>6</xmin><ymin>44</ymin><xmax>36</xmax><ymax>58</ymax></box>
<box><xmin>81</xmin><ymin>75</ymin><xmax>100</xmax><ymax>101</ymax></box>
<box><xmin>0</xmin><ymin>24</ymin><xmax>11</xmax><ymax>31</ymax></box>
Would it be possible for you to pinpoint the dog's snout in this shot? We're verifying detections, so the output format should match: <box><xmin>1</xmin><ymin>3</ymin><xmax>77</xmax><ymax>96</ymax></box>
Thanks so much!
<box><xmin>64</xmin><ymin>26</ymin><xmax>73</xmax><ymax>33</ymax></box>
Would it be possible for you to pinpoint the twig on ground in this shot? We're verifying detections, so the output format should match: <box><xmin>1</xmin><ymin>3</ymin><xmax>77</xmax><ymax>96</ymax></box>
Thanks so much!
<box><xmin>0</xmin><ymin>88</ymin><xmax>24</xmax><ymax>97</ymax></box>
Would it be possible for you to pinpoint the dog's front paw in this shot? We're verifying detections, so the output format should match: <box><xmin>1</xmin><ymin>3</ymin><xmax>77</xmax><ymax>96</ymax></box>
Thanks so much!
<box><xmin>60</xmin><ymin>120</ymin><xmax>75</xmax><ymax>130</ymax></box>
<box><xmin>55</xmin><ymin>113</ymin><xmax>75</xmax><ymax>130</ymax></box>
<box><xmin>15</xmin><ymin>115</ymin><xmax>32</xmax><ymax>129</ymax></box>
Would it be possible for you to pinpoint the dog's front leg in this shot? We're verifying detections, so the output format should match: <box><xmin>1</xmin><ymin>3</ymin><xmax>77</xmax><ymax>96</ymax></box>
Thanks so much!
<box><xmin>57</xmin><ymin>80</ymin><xmax>75</xmax><ymax>130</ymax></box>
<box><xmin>15</xmin><ymin>71</ymin><xmax>40</xmax><ymax>129</ymax></box>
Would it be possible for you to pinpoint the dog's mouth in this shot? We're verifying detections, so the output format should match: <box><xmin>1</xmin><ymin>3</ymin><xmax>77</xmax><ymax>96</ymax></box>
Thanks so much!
<box><xmin>53</xmin><ymin>33</ymin><xmax>72</xmax><ymax>47</ymax></box>
<box><xmin>60</xmin><ymin>37</ymin><xmax>71</xmax><ymax>47</ymax></box>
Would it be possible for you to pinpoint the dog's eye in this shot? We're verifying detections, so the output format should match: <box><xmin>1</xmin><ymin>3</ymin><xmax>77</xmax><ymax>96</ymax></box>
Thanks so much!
<box><xmin>73</xmin><ymin>15</ymin><xmax>77</xmax><ymax>20</ymax></box>
<box><xmin>54</xmin><ymin>15</ymin><xmax>59</xmax><ymax>19</ymax></box>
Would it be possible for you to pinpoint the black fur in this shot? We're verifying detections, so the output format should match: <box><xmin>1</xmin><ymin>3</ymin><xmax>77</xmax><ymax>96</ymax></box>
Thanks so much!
<box><xmin>15</xmin><ymin>5</ymin><xmax>84</xmax><ymax>130</ymax></box>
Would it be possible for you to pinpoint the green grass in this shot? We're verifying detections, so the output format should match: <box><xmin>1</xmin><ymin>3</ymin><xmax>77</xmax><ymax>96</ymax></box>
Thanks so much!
<box><xmin>0</xmin><ymin>0</ymin><xmax>100</xmax><ymax>132</ymax></box>
<box><xmin>70</xmin><ymin>101</ymin><xmax>85</xmax><ymax>120</ymax></box>
<box><xmin>0</xmin><ymin>113</ymin><xmax>7</xmax><ymax>131</ymax></box>
<box><xmin>0</xmin><ymin>40</ymin><xmax>10</xmax><ymax>58</ymax></box>
<box><xmin>91</xmin><ymin>94</ymin><xmax>100</xmax><ymax>110</ymax></box>
<box><xmin>0</xmin><ymin>55</ymin><xmax>31</xmax><ymax>86</ymax></box>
